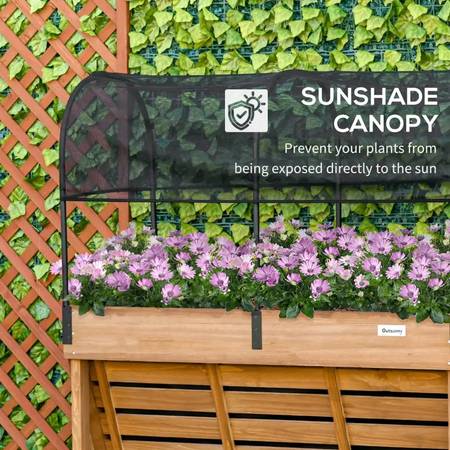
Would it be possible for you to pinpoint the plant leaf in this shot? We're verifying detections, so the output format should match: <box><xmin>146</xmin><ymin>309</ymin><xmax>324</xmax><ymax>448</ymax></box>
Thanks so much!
<box><xmin>8</xmin><ymin>202</ymin><xmax>26</xmax><ymax>219</ymax></box>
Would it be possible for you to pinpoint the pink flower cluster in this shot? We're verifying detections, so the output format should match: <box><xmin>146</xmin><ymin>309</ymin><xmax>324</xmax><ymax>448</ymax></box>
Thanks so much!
<box><xmin>58</xmin><ymin>218</ymin><xmax>449</xmax><ymax>318</ymax></box>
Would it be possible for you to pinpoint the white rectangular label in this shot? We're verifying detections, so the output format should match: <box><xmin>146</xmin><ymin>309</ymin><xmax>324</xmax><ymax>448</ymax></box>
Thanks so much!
<box><xmin>377</xmin><ymin>325</ymin><xmax>406</xmax><ymax>337</ymax></box>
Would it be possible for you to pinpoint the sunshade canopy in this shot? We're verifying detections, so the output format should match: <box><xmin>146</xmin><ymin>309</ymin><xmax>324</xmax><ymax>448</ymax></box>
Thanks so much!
<box><xmin>60</xmin><ymin>70</ymin><xmax>450</xmax><ymax>203</ymax></box>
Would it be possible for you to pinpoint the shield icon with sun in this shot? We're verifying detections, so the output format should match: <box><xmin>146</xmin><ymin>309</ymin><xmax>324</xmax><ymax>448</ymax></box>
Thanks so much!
<box><xmin>228</xmin><ymin>100</ymin><xmax>255</xmax><ymax>130</ymax></box>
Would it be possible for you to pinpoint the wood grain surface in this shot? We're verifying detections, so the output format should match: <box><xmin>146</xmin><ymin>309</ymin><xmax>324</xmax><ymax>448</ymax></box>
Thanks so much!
<box><xmin>65</xmin><ymin>308</ymin><xmax>449</xmax><ymax>370</ymax></box>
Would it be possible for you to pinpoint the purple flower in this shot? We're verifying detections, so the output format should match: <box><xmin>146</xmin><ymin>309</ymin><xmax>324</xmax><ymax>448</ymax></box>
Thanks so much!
<box><xmin>217</xmin><ymin>237</ymin><xmax>236</xmax><ymax>252</ymax></box>
<box><xmin>294</xmin><ymin>237</ymin><xmax>317</xmax><ymax>256</ymax></box>
<box><xmin>151</xmin><ymin>264</ymin><xmax>173</xmax><ymax>281</ymax></box>
<box><xmin>89</xmin><ymin>261</ymin><xmax>106</xmax><ymax>280</ymax></box>
<box><xmin>233</xmin><ymin>255</ymin><xmax>254</xmax><ymax>275</ymax></box>
<box><xmin>197</xmin><ymin>253</ymin><xmax>212</xmax><ymax>275</ymax></box>
<box><xmin>367</xmin><ymin>231</ymin><xmax>392</xmax><ymax>255</ymax></box>
<box><xmin>354</xmin><ymin>274</ymin><xmax>369</xmax><ymax>289</ymax></box>
<box><xmin>161</xmin><ymin>283</ymin><xmax>182</xmax><ymax>304</ymax></box>
<box><xmin>287</xmin><ymin>273</ymin><xmax>302</xmax><ymax>285</ymax></box>
<box><xmin>337</xmin><ymin>228</ymin><xmax>358</xmax><ymax>250</ymax></box>
<box><xmin>278</xmin><ymin>255</ymin><xmax>299</xmax><ymax>270</ymax></box>
<box><xmin>363</xmin><ymin>257</ymin><xmax>381</xmax><ymax>277</ymax></box>
<box><xmin>393</xmin><ymin>234</ymin><xmax>417</xmax><ymax>248</ymax></box>
<box><xmin>325</xmin><ymin>258</ymin><xmax>342</xmax><ymax>275</ymax></box>
<box><xmin>105</xmin><ymin>271</ymin><xmax>131</xmax><ymax>292</ymax></box>
<box><xmin>189</xmin><ymin>234</ymin><xmax>210</xmax><ymax>255</ymax></box>
<box><xmin>414</xmin><ymin>241</ymin><xmax>437</xmax><ymax>260</ymax></box>
<box><xmin>391</xmin><ymin>252</ymin><xmax>405</xmax><ymax>263</ymax></box>
<box><xmin>211</xmin><ymin>272</ymin><xmax>230</xmax><ymax>293</ymax></box>
<box><xmin>445</xmin><ymin>220</ymin><xmax>450</xmax><ymax>240</ymax></box>
<box><xmin>142</xmin><ymin>225</ymin><xmax>154</xmax><ymax>235</ymax></box>
<box><xmin>337</xmin><ymin>267</ymin><xmax>352</xmax><ymax>281</ymax></box>
<box><xmin>339</xmin><ymin>254</ymin><xmax>360</xmax><ymax>268</ymax></box>
<box><xmin>129</xmin><ymin>260</ymin><xmax>151</xmax><ymax>276</ymax></box>
<box><xmin>51</xmin><ymin>260</ymin><xmax>62</xmax><ymax>275</ymax></box>
<box><xmin>137</xmin><ymin>278</ymin><xmax>153</xmax><ymax>290</ymax></box>
<box><xmin>386</xmin><ymin>264</ymin><xmax>403</xmax><ymax>280</ymax></box>
<box><xmin>176</xmin><ymin>252</ymin><xmax>191</xmax><ymax>263</ymax></box>
<box><xmin>408</xmin><ymin>265</ymin><xmax>430</xmax><ymax>281</ymax></box>
<box><xmin>311</xmin><ymin>279</ymin><xmax>331</xmax><ymax>299</ymax></box>
<box><xmin>430</xmin><ymin>259</ymin><xmax>450</xmax><ymax>275</ymax></box>
<box><xmin>68</xmin><ymin>279</ymin><xmax>82</xmax><ymax>298</ymax></box>
<box><xmin>261</xmin><ymin>216</ymin><xmax>285</xmax><ymax>238</ymax></box>
<box><xmin>254</xmin><ymin>265</ymin><xmax>280</xmax><ymax>287</ymax></box>
<box><xmin>312</xmin><ymin>228</ymin><xmax>336</xmax><ymax>243</ymax></box>
<box><xmin>300</xmin><ymin>258</ymin><xmax>322</xmax><ymax>276</ymax></box>
<box><xmin>399</xmin><ymin>284</ymin><xmax>420</xmax><ymax>304</ymax></box>
<box><xmin>428</xmin><ymin>278</ymin><xmax>444</xmax><ymax>290</ymax></box>
<box><xmin>414</xmin><ymin>256</ymin><xmax>431</xmax><ymax>267</ymax></box>
<box><xmin>71</xmin><ymin>253</ymin><xmax>93</xmax><ymax>276</ymax></box>
<box><xmin>166</xmin><ymin>233</ymin><xmax>189</xmax><ymax>248</ymax></box>
<box><xmin>178</xmin><ymin>264</ymin><xmax>196</xmax><ymax>280</ymax></box>
<box><xmin>324</xmin><ymin>247</ymin><xmax>339</xmax><ymax>258</ymax></box>
<box><xmin>144</xmin><ymin>244</ymin><xmax>167</xmax><ymax>261</ymax></box>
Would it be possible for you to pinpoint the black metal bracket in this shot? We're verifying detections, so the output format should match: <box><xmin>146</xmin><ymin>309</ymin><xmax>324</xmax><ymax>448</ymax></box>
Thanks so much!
<box><xmin>251</xmin><ymin>309</ymin><xmax>262</xmax><ymax>350</ymax></box>
<box><xmin>62</xmin><ymin>300</ymin><xmax>72</xmax><ymax>344</ymax></box>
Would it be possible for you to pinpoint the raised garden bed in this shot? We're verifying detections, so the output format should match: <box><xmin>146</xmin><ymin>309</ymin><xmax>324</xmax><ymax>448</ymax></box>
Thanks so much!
<box><xmin>65</xmin><ymin>307</ymin><xmax>450</xmax><ymax>450</ymax></box>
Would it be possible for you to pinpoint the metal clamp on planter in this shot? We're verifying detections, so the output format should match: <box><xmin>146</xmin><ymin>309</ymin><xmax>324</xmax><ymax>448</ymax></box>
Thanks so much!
<box><xmin>62</xmin><ymin>300</ymin><xmax>72</xmax><ymax>345</ymax></box>
<box><xmin>251</xmin><ymin>309</ymin><xmax>262</xmax><ymax>350</ymax></box>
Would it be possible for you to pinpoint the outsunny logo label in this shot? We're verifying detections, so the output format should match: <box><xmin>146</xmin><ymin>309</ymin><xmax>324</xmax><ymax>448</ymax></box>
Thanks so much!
<box><xmin>225</xmin><ymin>89</ymin><xmax>268</xmax><ymax>132</ymax></box>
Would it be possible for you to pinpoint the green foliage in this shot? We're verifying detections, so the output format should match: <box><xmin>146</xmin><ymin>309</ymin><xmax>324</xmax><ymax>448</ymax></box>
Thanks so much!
<box><xmin>26</xmin><ymin>430</ymin><xmax>49</xmax><ymax>450</ymax></box>
<box><xmin>124</xmin><ymin>0</ymin><xmax>450</xmax><ymax>236</ymax></box>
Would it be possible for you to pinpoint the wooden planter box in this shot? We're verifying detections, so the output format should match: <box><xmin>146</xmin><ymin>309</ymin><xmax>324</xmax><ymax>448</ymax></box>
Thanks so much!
<box><xmin>65</xmin><ymin>308</ymin><xmax>450</xmax><ymax>450</ymax></box>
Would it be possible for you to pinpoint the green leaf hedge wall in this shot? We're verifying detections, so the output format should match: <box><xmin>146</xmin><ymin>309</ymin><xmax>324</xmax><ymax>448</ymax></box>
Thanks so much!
<box><xmin>127</xmin><ymin>0</ymin><xmax>450</xmax><ymax>240</ymax></box>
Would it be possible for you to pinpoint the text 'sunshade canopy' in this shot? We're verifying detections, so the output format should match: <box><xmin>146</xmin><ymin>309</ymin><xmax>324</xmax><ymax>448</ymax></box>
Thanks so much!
<box><xmin>60</xmin><ymin>71</ymin><xmax>450</xmax><ymax>203</ymax></box>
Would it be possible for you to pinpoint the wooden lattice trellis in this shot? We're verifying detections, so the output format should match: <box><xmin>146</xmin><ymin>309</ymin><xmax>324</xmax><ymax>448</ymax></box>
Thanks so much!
<box><xmin>0</xmin><ymin>0</ymin><xmax>129</xmax><ymax>447</ymax></box>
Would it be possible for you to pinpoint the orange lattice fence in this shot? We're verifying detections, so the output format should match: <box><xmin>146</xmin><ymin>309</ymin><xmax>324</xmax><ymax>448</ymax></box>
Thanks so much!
<box><xmin>0</xmin><ymin>0</ymin><xmax>128</xmax><ymax>447</ymax></box>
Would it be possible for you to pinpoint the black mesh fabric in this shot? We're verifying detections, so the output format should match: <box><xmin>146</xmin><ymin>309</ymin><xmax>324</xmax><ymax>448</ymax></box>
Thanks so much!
<box><xmin>60</xmin><ymin>71</ymin><xmax>450</xmax><ymax>203</ymax></box>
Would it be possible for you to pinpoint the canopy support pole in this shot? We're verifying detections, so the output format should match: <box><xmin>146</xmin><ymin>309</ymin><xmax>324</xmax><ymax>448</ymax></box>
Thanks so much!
<box><xmin>61</xmin><ymin>198</ymin><xmax>72</xmax><ymax>345</ymax></box>
<box><xmin>251</xmin><ymin>132</ymin><xmax>262</xmax><ymax>350</ymax></box>
<box><xmin>252</xmin><ymin>132</ymin><xmax>260</xmax><ymax>242</ymax></box>
<box><xmin>335</xmin><ymin>182</ymin><xmax>342</xmax><ymax>228</ymax></box>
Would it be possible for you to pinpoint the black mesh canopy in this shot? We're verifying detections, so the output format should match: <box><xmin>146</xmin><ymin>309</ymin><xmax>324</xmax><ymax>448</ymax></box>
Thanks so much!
<box><xmin>60</xmin><ymin>70</ymin><xmax>450</xmax><ymax>203</ymax></box>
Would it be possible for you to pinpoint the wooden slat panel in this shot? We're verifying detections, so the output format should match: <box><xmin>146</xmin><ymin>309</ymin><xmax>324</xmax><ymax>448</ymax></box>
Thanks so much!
<box><xmin>121</xmin><ymin>444</ymin><xmax>222</xmax><ymax>450</ymax></box>
<box><xmin>99</xmin><ymin>387</ymin><xmax>215</xmax><ymax>412</ymax></box>
<box><xmin>236</xmin><ymin>447</ymin><xmax>332</xmax><ymax>450</ymax></box>
<box><xmin>343</xmin><ymin>396</ymin><xmax>448</xmax><ymax>421</ymax></box>
<box><xmin>349</xmin><ymin>423</ymin><xmax>448</xmax><ymax>448</ymax></box>
<box><xmin>226</xmin><ymin>392</ymin><xmax>331</xmax><ymax>416</ymax></box>
<box><xmin>338</xmin><ymin>369</ymin><xmax>447</xmax><ymax>393</ymax></box>
<box><xmin>113</xmin><ymin>443</ymin><xmax>333</xmax><ymax>450</ymax></box>
<box><xmin>106</xmin><ymin>414</ymin><xmax>221</xmax><ymax>439</ymax></box>
<box><xmin>113</xmin><ymin>444</ymin><xmax>329</xmax><ymax>450</ymax></box>
<box><xmin>67</xmin><ymin>308</ymin><xmax>449</xmax><ymax>370</ymax></box>
<box><xmin>220</xmin><ymin>365</ymin><xmax>327</xmax><ymax>389</ymax></box>
<box><xmin>103</xmin><ymin>362</ymin><xmax>209</xmax><ymax>385</ymax></box>
<box><xmin>231</xmin><ymin>419</ymin><xmax>337</xmax><ymax>444</ymax></box>
<box><xmin>98</xmin><ymin>387</ymin><xmax>332</xmax><ymax>417</ymax></box>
